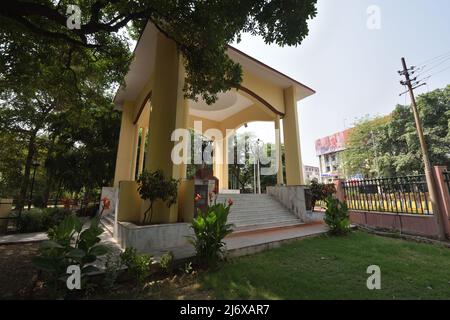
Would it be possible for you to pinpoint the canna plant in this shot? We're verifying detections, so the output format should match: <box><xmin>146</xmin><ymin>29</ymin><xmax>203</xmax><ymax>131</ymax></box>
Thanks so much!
<box><xmin>189</xmin><ymin>196</ymin><xmax>234</xmax><ymax>266</ymax></box>
<box><xmin>33</xmin><ymin>215</ymin><xmax>109</xmax><ymax>292</ymax></box>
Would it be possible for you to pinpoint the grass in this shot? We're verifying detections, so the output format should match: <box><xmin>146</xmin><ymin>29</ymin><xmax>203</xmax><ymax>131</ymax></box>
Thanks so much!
<box><xmin>102</xmin><ymin>231</ymin><xmax>450</xmax><ymax>300</ymax></box>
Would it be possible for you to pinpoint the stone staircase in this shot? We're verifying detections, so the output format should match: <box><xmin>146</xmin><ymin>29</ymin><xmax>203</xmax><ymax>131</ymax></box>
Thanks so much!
<box><xmin>216</xmin><ymin>193</ymin><xmax>304</xmax><ymax>232</ymax></box>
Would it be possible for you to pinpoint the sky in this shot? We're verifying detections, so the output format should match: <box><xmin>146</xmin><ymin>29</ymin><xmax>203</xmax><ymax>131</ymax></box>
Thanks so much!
<box><xmin>233</xmin><ymin>0</ymin><xmax>450</xmax><ymax>167</ymax></box>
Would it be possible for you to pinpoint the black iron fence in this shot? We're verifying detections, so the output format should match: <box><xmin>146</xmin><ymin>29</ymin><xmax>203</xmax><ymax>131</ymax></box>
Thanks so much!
<box><xmin>342</xmin><ymin>175</ymin><xmax>433</xmax><ymax>215</ymax></box>
<box><xmin>444</xmin><ymin>171</ymin><xmax>450</xmax><ymax>194</ymax></box>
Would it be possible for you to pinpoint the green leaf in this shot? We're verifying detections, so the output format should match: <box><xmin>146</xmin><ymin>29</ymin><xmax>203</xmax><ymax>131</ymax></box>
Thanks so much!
<box><xmin>66</xmin><ymin>248</ymin><xmax>86</xmax><ymax>260</ymax></box>
<box><xmin>89</xmin><ymin>245</ymin><xmax>110</xmax><ymax>256</ymax></box>
<box><xmin>40</xmin><ymin>240</ymin><xmax>64</xmax><ymax>250</ymax></box>
<box><xmin>32</xmin><ymin>256</ymin><xmax>58</xmax><ymax>272</ymax></box>
<box><xmin>82</xmin><ymin>265</ymin><xmax>100</xmax><ymax>274</ymax></box>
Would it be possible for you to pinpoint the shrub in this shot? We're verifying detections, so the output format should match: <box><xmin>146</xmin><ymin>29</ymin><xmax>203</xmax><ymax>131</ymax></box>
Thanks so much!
<box><xmin>180</xmin><ymin>261</ymin><xmax>193</xmax><ymax>275</ymax></box>
<box><xmin>159</xmin><ymin>251</ymin><xmax>174</xmax><ymax>274</ymax></box>
<box><xmin>17</xmin><ymin>208</ymin><xmax>71</xmax><ymax>233</ymax></box>
<box><xmin>189</xmin><ymin>200</ymin><xmax>234</xmax><ymax>266</ymax></box>
<box><xmin>310</xmin><ymin>180</ymin><xmax>336</xmax><ymax>210</ymax></box>
<box><xmin>103</xmin><ymin>254</ymin><xmax>125</xmax><ymax>290</ymax></box>
<box><xmin>17</xmin><ymin>209</ymin><xmax>47</xmax><ymax>233</ymax></box>
<box><xmin>120</xmin><ymin>247</ymin><xmax>152</xmax><ymax>285</ymax></box>
<box><xmin>32</xmin><ymin>195</ymin><xmax>46</xmax><ymax>209</ymax></box>
<box><xmin>137</xmin><ymin>170</ymin><xmax>179</xmax><ymax>225</ymax></box>
<box><xmin>33</xmin><ymin>216</ymin><xmax>109</xmax><ymax>292</ymax></box>
<box><xmin>324</xmin><ymin>197</ymin><xmax>351</xmax><ymax>235</ymax></box>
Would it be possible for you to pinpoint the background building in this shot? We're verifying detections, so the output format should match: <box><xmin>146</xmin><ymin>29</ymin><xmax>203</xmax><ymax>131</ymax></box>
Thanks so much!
<box><xmin>303</xmin><ymin>165</ymin><xmax>320</xmax><ymax>184</ymax></box>
<box><xmin>315</xmin><ymin>129</ymin><xmax>351</xmax><ymax>183</ymax></box>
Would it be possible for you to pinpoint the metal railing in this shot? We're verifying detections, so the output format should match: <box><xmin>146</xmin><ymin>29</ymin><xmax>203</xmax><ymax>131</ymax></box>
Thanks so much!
<box><xmin>444</xmin><ymin>171</ymin><xmax>450</xmax><ymax>194</ymax></box>
<box><xmin>342</xmin><ymin>175</ymin><xmax>433</xmax><ymax>215</ymax></box>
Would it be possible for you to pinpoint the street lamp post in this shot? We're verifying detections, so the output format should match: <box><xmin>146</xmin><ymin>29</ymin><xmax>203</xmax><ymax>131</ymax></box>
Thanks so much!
<box><xmin>256</xmin><ymin>139</ymin><xmax>261</xmax><ymax>194</ymax></box>
<box><xmin>28</xmin><ymin>161</ymin><xmax>40</xmax><ymax>210</ymax></box>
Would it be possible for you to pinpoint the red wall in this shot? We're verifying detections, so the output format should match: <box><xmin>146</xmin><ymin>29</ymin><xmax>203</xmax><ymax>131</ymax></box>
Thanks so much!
<box><xmin>349</xmin><ymin>211</ymin><xmax>440</xmax><ymax>238</ymax></box>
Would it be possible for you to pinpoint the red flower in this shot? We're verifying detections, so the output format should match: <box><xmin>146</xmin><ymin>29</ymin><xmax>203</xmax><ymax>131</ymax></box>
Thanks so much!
<box><xmin>227</xmin><ymin>198</ymin><xmax>234</xmax><ymax>207</ymax></box>
<box><xmin>194</xmin><ymin>194</ymin><xmax>202</xmax><ymax>202</ymax></box>
<box><xmin>101</xmin><ymin>197</ymin><xmax>111</xmax><ymax>210</ymax></box>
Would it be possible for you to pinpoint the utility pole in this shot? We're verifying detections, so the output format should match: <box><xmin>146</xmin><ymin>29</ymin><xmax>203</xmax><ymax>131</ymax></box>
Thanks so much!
<box><xmin>400</xmin><ymin>57</ymin><xmax>446</xmax><ymax>240</ymax></box>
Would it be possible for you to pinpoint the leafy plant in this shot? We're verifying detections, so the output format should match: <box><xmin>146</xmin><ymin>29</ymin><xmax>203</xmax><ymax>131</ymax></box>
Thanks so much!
<box><xmin>189</xmin><ymin>201</ymin><xmax>234</xmax><ymax>266</ymax></box>
<box><xmin>33</xmin><ymin>215</ymin><xmax>109</xmax><ymax>291</ymax></box>
<box><xmin>120</xmin><ymin>247</ymin><xmax>152</xmax><ymax>285</ymax></box>
<box><xmin>309</xmin><ymin>180</ymin><xmax>336</xmax><ymax>210</ymax></box>
<box><xmin>137</xmin><ymin>170</ymin><xmax>179</xmax><ymax>225</ymax></box>
<box><xmin>324</xmin><ymin>197</ymin><xmax>351</xmax><ymax>235</ymax></box>
<box><xmin>103</xmin><ymin>254</ymin><xmax>125</xmax><ymax>290</ymax></box>
<box><xmin>180</xmin><ymin>261</ymin><xmax>194</xmax><ymax>275</ymax></box>
<box><xmin>159</xmin><ymin>251</ymin><xmax>174</xmax><ymax>274</ymax></box>
<box><xmin>16</xmin><ymin>207</ymin><xmax>71</xmax><ymax>233</ymax></box>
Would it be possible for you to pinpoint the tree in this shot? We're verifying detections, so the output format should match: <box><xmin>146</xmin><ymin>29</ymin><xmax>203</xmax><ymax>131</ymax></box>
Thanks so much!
<box><xmin>137</xmin><ymin>170</ymin><xmax>179</xmax><ymax>225</ymax></box>
<box><xmin>343</xmin><ymin>86</ymin><xmax>450</xmax><ymax>177</ymax></box>
<box><xmin>0</xmin><ymin>19</ymin><xmax>125</xmax><ymax>210</ymax></box>
<box><xmin>342</xmin><ymin>115</ymin><xmax>391</xmax><ymax>178</ymax></box>
<box><xmin>1</xmin><ymin>0</ymin><xmax>318</xmax><ymax>104</ymax></box>
<box><xmin>229</xmin><ymin>131</ymin><xmax>258</xmax><ymax>192</ymax></box>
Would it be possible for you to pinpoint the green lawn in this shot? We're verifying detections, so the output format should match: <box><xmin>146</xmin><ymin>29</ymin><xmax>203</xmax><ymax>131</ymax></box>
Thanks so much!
<box><xmin>106</xmin><ymin>231</ymin><xmax>450</xmax><ymax>300</ymax></box>
<box><xmin>198</xmin><ymin>232</ymin><xmax>450</xmax><ymax>300</ymax></box>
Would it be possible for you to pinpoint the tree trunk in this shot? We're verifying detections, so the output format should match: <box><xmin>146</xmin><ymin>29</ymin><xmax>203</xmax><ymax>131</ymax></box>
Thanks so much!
<box><xmin>42</xmin><ymin>135</ymin><xmax>57</xmax><ymax>208</ymax></box>
<box><xmin>17</xmin><ymin>130</ymin><xmax>38</xmax><ymax>215</ymax></box>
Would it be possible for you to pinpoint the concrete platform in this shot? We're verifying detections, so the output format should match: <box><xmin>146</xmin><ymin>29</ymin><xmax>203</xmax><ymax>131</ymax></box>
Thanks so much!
<box><xmin>148</xmin><ymin>222</ymin><xmax>328</xmax><ymax>260</ymax></box>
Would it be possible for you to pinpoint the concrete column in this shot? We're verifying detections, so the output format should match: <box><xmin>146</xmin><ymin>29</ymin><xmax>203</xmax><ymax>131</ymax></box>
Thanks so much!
<box><xmin>174</xmin><ymin>98</ymin><xmax>190</xmax><ymax>180</ymax></box>
<box><xmin>130</xmin><ymin>126</ymin><xmax>140</xmax><ymax>181</ymax></box>
<box><xmin>137</xmin><ymin>127</ymin><xmax>148</xmax><ymax>176</ymax></box>
<box><xmin>433</xmin><ymin>166</ymin><xmax>450</xmax><ymax>237</ymax></box>
<box><xmin>113</xmin><ymin>101</ymin><xmax>136</xmax><ymax>186</ymax></box>
<box><xmin>274</xmin><ymin>115</ymin><xmax>284</xmax><ymax>185</ymax></box>
<box><xmin>282</xmin><ymin>86</ymin><xmax>304</xmax><ymax>186</ymax></box>
<box><xmin>222</xmin><ymin>136</ymin><xmax>229</xmax><ymax>190</ymax></box>
<box><xmin>143</xmin><ymin>33</ymin><xmax>188</xmax><ymax>223</ymax></box>
<box><xmin>213</xmin><ymin>139</ymin><xmax>224</xmax><ymax>189</ymax></box>
<box><xmin>333</xmin><ymin>178</ymin><xmax>346</xmax><ymax>202</ymax></box>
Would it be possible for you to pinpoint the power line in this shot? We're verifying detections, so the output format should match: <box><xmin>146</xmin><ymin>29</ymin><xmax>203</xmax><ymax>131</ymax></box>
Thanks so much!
<box><xmin>418</xmin><ymin>65</ymin><xmax>450</xmax><ymax>82</ymax></box>
<box><xmin>415</xmin><ymin>55</ymin><xmax>450</xmax><ymax>77</ymax></box>
<box><xmin>415</xmin><ymin>50</ymin><xmax>450</xmax><ymax>69</ymax></box>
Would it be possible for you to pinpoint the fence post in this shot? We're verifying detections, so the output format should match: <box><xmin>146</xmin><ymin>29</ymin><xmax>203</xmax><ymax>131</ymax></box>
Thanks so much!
<box><xmin>433</xmin><ymin>166</ymin><xmax>450</xmax><ymax>238</ymax></box>
<box><xmin>333</xmin><ymin>179</ymin><xmax>346</xmax><ymax>202</ymax></box>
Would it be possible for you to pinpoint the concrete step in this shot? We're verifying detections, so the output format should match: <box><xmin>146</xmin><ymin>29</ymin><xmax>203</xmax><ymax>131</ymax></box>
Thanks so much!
<box><xmin>231</xmin><ymin>220</ymin><xmax>304</xmax><ymax>232</ymax></box>
<box><xmin>216</xmin><ymin>193</ymin><xmax>302</xmax><ymax>233</ymax></box>
<box><xmin>100</xmin><ymin>215</ymin><xmax>114</xmax><ymax>235</ymax></box>
<box><xmin>229</xmin><ymin>217</ymin><xmax>299</xmax><ymax>225</ymax></box>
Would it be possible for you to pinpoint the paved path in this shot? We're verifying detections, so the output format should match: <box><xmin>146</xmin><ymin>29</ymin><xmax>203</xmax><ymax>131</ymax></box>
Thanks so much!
<box><xmin>0</xmin><ymin>232</ymin><xmax>47</xmax><ymax>244</ymax></box>
<box><xmin>0</xmin><ymin>222</ymin><xmax>328</xmax><ymax>264</ymax></box>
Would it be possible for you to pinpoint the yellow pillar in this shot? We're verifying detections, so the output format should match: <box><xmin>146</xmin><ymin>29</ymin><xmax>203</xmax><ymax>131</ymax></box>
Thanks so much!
<box><xmin>113</xmin><ymin>101</ymin><xmax>137</xmax><ymax>186</ymax></box>
<box><xmin>138</xmin><ymin>127</ymin><xmax>148</xmax><ymax>176</ymax></box>
<box><xmin>282</xmin><ymin>86</ymin><xmax>304</xmax><ymax>185</ymax></box>
<box><xmin>274</xmin><ymin>115</ymin><xmax>284</xmax><ymax>185</ymax></box>
<box><xmin>222</xmin><ymin>136</ymin><xmax>229</xmax><ymax>190</ymax></box>
<box><xmin>130</xmin><ymin>126</ymin><xmax>140</xmax><ymax>181</ymax></box>
<box><xmin>174</xmin><ymin>98</ymin><xmax>190</xmax><ymax>180</ymax></box>
<box><xmin>143</xmin><ymin>33</ymin><xmax>188</xmax><ymax>223</ymax></box>
<box><xmin>213</xmin><ymin>140</ymin><xmax>225</xmax><ymax>190</ymax></box>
